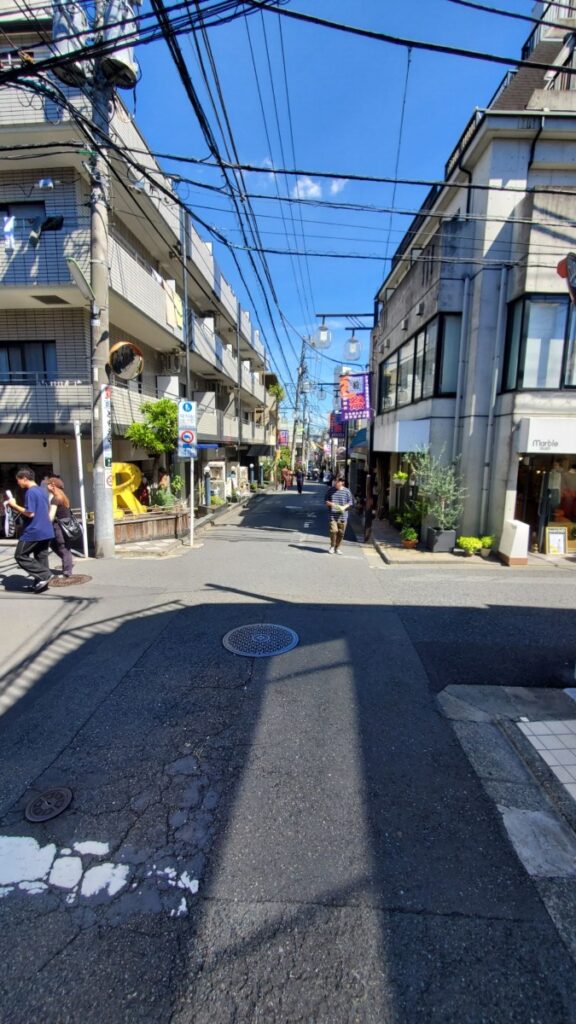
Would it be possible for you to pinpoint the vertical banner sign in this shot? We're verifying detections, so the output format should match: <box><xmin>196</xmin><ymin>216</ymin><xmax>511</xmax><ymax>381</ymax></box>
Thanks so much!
<box><xmin>277</xmin><ymin>429</ymin><xmax>289</xmax><ymax>445</ymax></box>
<box><xmin>329</xmin><ymin>412</ymin><xmax>345</xmax><ymax>439</ymax></box>
<box><xmin>339</xmin><ymin>372</ymin><xmax>372</xmax><ymax>421</ymax></box>
<box><xmin>178</xmin><ymin>400</ymin><xmax>197</xmax><ymax>458</ymax></box>
<box><xmin>102</xmin><ymin>385</ymin><xmax>113</xmax><ymax>487</ymax></box>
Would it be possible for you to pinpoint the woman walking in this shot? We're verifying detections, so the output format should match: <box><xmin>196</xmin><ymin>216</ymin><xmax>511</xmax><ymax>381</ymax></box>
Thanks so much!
<box><xmin>46</xmin><ymin>477</ymin><xmax>74</xmax><ymax>578</ymax></box>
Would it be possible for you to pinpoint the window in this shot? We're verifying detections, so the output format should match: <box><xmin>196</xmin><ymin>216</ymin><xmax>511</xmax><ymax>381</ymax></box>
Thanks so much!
<box><xmin>397</xmin><ymin>340</ymin><xmax>415</xmax><ymax>407</ymax></box>
<box><xmin>422</xmin><ymin>319</ymin><xmax>437</xmax><ymax>398</ymax></box>
<box><xmin>378</xmin><ymin>354</ymin><xmax>398</xmax><ymax>413</ymax></box>
<box><xmin>504</xmin><ymin>295</ymin><xmax>573</xmax><ymax>392</ymax></box>
<box><xmin>438</xmin><ymin>314</ymin><xmax>461</xmax><ymax>394</ymax></box>
<box><xmin>0</xmin><ymin>341</ymin><xmax>57</xmax><ymax>382</ymax></box>
<box><xmin>413</xmin><ymin>331</ymin><xmax>425</xmax><ymax>402</ymax></box>
<box><xmin>522</xmin><ymin>299</ymin><xmax>566</xmax><ymax>389</ymax></box>
<box><xmin>504</xmin><ymin>299</ymin><xmax>523</xmax><ymax>391</ymax></box>
<box><xmin>0</xmin><ymin>201</ymin><xmax>46</xmax><ymax>238</ymax></box>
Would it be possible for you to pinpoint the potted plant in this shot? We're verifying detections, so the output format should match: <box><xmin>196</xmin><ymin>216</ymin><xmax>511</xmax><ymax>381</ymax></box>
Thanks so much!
<box><xmin>479</xmin><ymin>535</ymin><xmax>495</xmax><ymax>559</ymax></box>
<box><xmin>392</xmin><ymin>470</ymin><xmax>409</xmax><ymax>485</ymax></box>
<box><xmin>407</xmin><ymin>447</ymin><xmax>465</xmax><ymax>553</ymax></box>
<box><xmin>401</xmin><ymin>525</ymin><xmax>418</xmax><ymax>548</ymax></box>
<box><xmin>457</xmin><ymin>535</ymin><xmax>482</xmax><ymax>556</ymax></box>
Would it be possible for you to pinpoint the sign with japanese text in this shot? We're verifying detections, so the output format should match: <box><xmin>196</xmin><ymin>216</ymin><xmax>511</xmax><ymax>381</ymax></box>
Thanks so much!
<box><xmin>329</xmin><ymin>412</ymin><xmax>345</xmax><ymax>439</ymax></box>
<box><xmin>177</xmin><ymin>399</ymin><xmax>197</xmax><ymax>459</ymax></box>
<box><xmin>277</xmin><ymin>429</ymin><xmax>289</xmax><ymax>445</ymax></box>
<box><xmin>339</xmin><ymin>372</ymin><xmax>372</xmax><ymax>421</ymax></box>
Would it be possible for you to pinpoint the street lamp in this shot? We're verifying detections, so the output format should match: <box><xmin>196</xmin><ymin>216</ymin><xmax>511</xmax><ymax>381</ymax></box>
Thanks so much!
<box><xmin>345</xmin><ymin>332</ymin><xmax>360</xmax><ymax>360</ymax></box>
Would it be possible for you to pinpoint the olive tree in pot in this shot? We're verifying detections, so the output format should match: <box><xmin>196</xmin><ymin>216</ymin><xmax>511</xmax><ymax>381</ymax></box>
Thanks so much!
<box><xmin>406</xmin><ymin>447</ymin><xmax>465</xmax><ymax>553</ymax></box>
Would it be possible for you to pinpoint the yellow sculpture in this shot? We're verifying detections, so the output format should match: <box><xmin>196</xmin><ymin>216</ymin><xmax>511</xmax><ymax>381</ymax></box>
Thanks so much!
<box><xmin>112</xmin><ymin>462</ymin><xmax>146</xmax><ymax>518</ymax></box>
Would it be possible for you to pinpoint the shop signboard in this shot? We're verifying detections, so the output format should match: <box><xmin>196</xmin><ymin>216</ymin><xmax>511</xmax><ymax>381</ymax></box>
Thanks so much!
<box><xmin>329</xmin><ymin>412</ymin><xmax>345</xmax><ymax>439</ymax></box>
<box><xmin>517</xmin><ymin>418</ymin><xmax>576</xmax><ymax>455</ymax></box>
<box><xmin>339</xmin><ymin>372</ymin><xmax>372</xmax><ymax>422</ymax></box>
<box><xmin>545</xmin><ymin>526</ymin><xmax>567</xmax><ymax>555</ymax></box>
<box><xmin>277</xmin><ymin>429</ymin><xmax>289</xmax><ymax>445</ymax></box>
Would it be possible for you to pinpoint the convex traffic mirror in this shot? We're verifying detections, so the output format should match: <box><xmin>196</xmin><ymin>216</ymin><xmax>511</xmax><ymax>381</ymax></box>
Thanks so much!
<box><xmin>108</xmin><ymin>341</ymin><xmax>144</xmax><ymax>381</ymax></box>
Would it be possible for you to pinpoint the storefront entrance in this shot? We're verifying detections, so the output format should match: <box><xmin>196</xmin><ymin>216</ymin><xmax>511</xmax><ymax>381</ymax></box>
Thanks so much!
<box><xmin>516</xmin><ymin>454</ymin><xmax>576</xmax><ymax>553</ymax></box>
<box><xmin>0</xmin><ymin>462</ymin><xmax>53</xmax><ymax>502</ymax></box>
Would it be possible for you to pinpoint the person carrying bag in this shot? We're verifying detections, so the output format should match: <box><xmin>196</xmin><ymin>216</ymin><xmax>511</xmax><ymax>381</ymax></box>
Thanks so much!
<box><xmin>46</xmin><ymin>477</ymin><xmax>78</xmax><ymax>577</ymax></box>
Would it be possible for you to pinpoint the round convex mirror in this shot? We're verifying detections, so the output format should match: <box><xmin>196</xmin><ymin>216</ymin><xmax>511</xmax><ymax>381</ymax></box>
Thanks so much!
<box><xmin>108</xmin><ymin>341</ymin><xmax>144</xmax><ymax>381</ymax></box>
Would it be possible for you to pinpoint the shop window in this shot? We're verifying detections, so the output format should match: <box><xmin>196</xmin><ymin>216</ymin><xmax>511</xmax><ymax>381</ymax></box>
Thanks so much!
<box><xmin>397</xmin><ymin>339</ymin><xmax>415</xmax><ymax>407</ymax></box>
<box><xmin>422</xmin><ymin>319</ymin><xmax>437</xmax><ymax>399</ymax></box>
<box><xmin>438</xmin><ymin>314</ymin><xmax>461</xmax><ymax>394</ymax></box>
<box><xmin>0</xmin><ymin>341</ymin><xmax>56</xmax><ymax>382</ymax></box>
<box><xmin>378</xmin><ymin>354</ymin><xmax>397</xmax><ymax>413</ymax></box>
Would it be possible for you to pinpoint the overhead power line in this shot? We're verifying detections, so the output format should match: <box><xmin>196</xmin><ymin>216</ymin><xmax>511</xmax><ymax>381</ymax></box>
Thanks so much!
<box><xmin>445</xmin><ymin>0</ymin><xmax>575</xmax><ymax>32</ymax></box>
<box><xmin>242</xmin><ymin>0</ymin><xmax>576</xmax><ymax>77</ymax></box>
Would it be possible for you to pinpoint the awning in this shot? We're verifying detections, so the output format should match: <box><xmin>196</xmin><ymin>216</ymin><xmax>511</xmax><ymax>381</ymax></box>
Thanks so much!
<box><xmin>349</xmin><ymin>427</ymin><xmax>367</xmax><ymax>451</ymax></box>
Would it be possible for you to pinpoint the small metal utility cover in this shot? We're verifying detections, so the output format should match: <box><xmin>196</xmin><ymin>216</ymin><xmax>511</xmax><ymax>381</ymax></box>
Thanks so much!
<box><xmin>25</xmin><ymin>788</ymin><xmax>73</xmax><ymax>822</ymax></box>
<box><xmin>222</xmin><ymin>624</ymin><xmax>299</xmax><ymax>658</ymax></box>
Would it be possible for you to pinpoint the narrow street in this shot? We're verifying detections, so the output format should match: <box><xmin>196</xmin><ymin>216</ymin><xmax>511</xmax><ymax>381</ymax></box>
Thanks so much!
<box><xmin>1</xmin><ymin>485</ymin><xmax>576</xmax><ymax>1023</ymax></box>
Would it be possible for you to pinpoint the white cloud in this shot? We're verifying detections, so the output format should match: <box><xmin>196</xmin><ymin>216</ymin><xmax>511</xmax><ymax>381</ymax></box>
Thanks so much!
<box><xmin>291</xmin><ymin>175</ymin><xmax>322</xmax><ymax>200</ymax></box>
<box><xmin>329</xmin><ymin>178</ymin><xmax>348</xmax><ymax>196</ymax></box>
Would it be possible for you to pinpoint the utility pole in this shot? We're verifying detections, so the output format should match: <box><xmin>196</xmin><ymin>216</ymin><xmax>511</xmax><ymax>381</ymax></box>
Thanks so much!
<box><xmin>89</xmin><ymin>0</ymin><xmax>115</xmax><ymax>558</ymax></box>
<box><xmin>290</xmin><ymin>337</ymin><xmax>306</xmax><ymax>470</ymax></box>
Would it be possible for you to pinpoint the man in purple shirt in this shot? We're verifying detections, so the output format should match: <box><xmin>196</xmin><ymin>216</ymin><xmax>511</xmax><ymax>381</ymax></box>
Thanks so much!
<box><xmin>7</xmin><ymin>466</ymin><xmax>54</xmax><ymax>592</ymax></box>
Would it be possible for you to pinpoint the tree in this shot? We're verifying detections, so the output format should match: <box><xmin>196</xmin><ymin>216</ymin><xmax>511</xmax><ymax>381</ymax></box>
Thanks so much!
<box><xmin>124</xmin><ymin>398</ymin><xmax>178</xmax><ymax>480</ymax></box>
<box><xmin>406</xmin><ymin>447</ymin><xmax>465</xmax><ymax>531</ymax></box>
<box><xmin>268</xmin><ymin>382</ymin><xmax>285</xmax><ymax>405</ymax></box>
<box><xmin>276</xmin><ymin>446</ymin><xmax>292</xmax><ymax>469</ymax></box>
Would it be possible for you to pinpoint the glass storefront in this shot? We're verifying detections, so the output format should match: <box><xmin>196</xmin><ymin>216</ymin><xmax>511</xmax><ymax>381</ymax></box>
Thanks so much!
<box><xmin>516</xmin><ymin>454</ymin><xmax>576</xmax><ymax>553</ymax></box>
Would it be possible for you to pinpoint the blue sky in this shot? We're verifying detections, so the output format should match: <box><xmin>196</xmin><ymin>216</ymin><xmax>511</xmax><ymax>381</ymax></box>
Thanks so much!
<box><xmin>132</xmin><ymin>1</ymin><xmax>534</xmax><ymax>421</ymax></box>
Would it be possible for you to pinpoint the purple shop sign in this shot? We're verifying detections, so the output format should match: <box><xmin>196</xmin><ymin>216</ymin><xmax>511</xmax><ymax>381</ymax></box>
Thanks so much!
<box><xmin>339</xmin><ymin>372</ymin><xmax>372</xmax><ymax>421</ymax></box>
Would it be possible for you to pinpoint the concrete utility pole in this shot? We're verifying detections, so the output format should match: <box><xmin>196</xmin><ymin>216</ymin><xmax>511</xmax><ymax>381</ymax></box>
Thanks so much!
<box><xmin>290</xmin><ymin>338</ymin><xmax>306</xmax><ymax>471</ymax></box>
<box><xmin>90</xmin><ymin>0</ymin><xmax>115</xmax><ymax>558</ymax></box>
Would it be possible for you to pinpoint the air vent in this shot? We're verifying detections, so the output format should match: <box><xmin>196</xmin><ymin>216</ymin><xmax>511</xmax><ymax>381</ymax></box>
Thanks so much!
<box><xmin>34</xmin><ymin>295</ymin><xmax>70</xmax><ymax>305</ymax></box>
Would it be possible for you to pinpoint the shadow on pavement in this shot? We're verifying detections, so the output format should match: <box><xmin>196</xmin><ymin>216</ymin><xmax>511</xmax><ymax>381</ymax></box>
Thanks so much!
<box><xmin>0</xmin><ymin>575</ymin><xmax>575</xmax><ymax>1021</ymax></box>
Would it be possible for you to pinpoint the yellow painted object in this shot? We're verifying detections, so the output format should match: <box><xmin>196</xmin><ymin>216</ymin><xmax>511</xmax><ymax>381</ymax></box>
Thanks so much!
<box><xmin>112</xmin><ymin>462</ymin><xmax>146</xmax><ymax>518</ymax></box>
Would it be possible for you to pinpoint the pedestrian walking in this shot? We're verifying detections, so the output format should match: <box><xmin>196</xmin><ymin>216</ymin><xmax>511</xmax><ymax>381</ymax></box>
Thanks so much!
<box><xmin>46</xmin><ymin>476</ymin><xmax>74</xmax><ymax>578</ymax></box>
<box><xmin>6</xmin><ymin>466</ymin><xmax>54</xmax><ymax>592</ymax></box>
<box><xmin>295</xmin><ymin>467</ymin><xmax>304</xmax><ymax>494</ymax></box>
<box><xmin>325</xmin><ymin>475</ymin><xmax>354</xmax><ymax>554</ymax></box>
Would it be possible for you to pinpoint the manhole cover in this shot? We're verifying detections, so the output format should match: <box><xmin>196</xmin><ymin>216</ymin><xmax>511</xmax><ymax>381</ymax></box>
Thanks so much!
<box><xmin>25</xmin><ymin>787</ymin><xmax>73</xmax><ymax>822</ymax></box>
<box><xmin>222</xmin><ymin>623</ymin><xmax>299</xmax><ymax>658</ymax></box>
<box><xmin>49</xmin><ymin>574</ymin><xmax>92</xmax><ymax>587</ymax></box>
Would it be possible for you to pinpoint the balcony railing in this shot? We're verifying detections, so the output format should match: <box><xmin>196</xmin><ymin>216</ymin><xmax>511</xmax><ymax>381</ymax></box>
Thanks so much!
<box><xmin>109</xmin><ymin>238</ymin><xmax>183</xmax><ymax>344</ymax></box>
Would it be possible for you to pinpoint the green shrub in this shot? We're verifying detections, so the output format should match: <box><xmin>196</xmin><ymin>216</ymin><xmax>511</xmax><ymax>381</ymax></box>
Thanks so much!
<box><xmin>457</xmin><ymin>535</ymin><xmax>482</xmax><ymax>554</ymax></box>
<box><xmin>250</xmin><ymin>482</ymin><xmax>258</xmax><ymax>492</ymax></box>
<box><xmin>210</xmin><ymin>495</ymin><xmax>226</xmax><ymax>507</ymax></box>
<box><xmin>401</xmin><ymin>526</ymin><xmax>418</xmax><ymax>542</ymax></box>
<box><xmin>480</xmin><ymin>535</ymin><xmax>495</xmax><ymax>550</ymax></box>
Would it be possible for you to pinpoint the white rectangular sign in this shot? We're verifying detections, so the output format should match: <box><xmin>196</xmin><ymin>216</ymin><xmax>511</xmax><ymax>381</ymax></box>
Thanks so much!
<box><xmin>517</xmin><ymin>418</ymin><xmax>576</xmax><ymax>455</ymax></box>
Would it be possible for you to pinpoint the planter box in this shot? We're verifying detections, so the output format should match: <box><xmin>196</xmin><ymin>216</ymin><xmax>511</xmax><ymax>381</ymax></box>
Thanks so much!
<box><xmin>426</xmin><ymin>527</ymin><xmax>456</xmax><ymax>553</ymax></box>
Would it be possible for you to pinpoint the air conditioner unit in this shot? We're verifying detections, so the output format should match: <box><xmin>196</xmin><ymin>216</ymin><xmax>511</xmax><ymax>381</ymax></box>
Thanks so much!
<box><xmin>161</xmin><ymin>353</ymin><xmax>181</xmax><ymax>373</ymax></box>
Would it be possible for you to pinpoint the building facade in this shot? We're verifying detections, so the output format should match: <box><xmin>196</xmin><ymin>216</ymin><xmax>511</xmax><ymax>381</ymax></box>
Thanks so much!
<box><xmin>0</xmin><ymin>1</ymin><xmax>276</xmax><ymax>512</ymax></box>
<box><xmin>370</xmin><ymin>3</ymin><xmax>576</xmax><ymax>553</ymax></box>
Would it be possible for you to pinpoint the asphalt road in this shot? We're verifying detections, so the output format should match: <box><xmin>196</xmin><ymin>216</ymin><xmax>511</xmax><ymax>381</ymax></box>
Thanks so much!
<box><xmin>1</xmin><ymin>484</ymin><xmax>576</xmax><ymax>1023</ymax></box>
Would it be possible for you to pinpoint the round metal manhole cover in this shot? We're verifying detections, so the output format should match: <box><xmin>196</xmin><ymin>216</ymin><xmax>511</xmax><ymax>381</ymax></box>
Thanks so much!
<box><xmin>222</xmin><ymin>623</ymin><xmax>299</xmax><ymax>658</ymax></box>
<box><xmin>49</xmin><ymin>575</ymin><xmax>92</xmax><ymax>587</ymax></box>
<box><xmin>25</xmin><ymin>787</ymin><xmax>73</xmax><ymax>823</ymax></box>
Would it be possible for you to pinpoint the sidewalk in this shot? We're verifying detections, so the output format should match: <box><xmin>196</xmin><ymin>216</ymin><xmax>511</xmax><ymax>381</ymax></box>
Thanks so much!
<box><xmin>369</xmin><ymin>517</ymin><xmax>576</xmax><ymax>569</ymax></box>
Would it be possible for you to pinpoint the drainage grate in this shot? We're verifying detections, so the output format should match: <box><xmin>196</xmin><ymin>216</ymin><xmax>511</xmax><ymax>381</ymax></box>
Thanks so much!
<box><xmin>25</xmin><ymin>787</ymin><xmax>73</xmax><ymax>823</ymax></box>
<box><xmin>222</xmin><ymin>623</ymin><xmax>299</xmax><ymax>658</ymax></box>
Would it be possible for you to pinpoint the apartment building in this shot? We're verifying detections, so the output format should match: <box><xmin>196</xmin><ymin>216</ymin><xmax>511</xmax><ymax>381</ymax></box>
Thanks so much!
<box><xmin>0</xmin><ymin>0</ymin><xmax>276</xmax><ymax>510</ymax></box>
<box><xmin>371</xmin><ymin>2</ymin><xmax>576</xmax><ymax>554</ymax></box>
